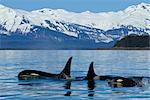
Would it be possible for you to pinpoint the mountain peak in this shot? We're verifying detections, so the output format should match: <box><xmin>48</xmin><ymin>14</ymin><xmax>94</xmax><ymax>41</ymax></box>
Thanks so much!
<box><xmin>137</xmin><ymin>2</ymin><xmax>150</xmax><ymax>9</ymax></box>
<box><xmin>124</xmin><ymin>2</ymin><xmax>150</xmax><ymax>13</ymax></box>
<box><xmin>34</xmin><ymin>8</ymin><xmax>53</xmax><ymax>13</ymax></box>
<box><xmin>0</xmin><ymin>4</ymin><xmax>14</xmax><ymax>10</ymax></box>
<box><xmin>0</xmin><ymin>4</ymin><xmax>14</xmax><ymax>12</ymax></box>
<box><xmin>139</xmin><ymin>2</ymin><xmax>150</xmax><ymax>6</ymax></box>
<box><xmin>0</xmin><ymin>4</ymin><xmax>5</xmax><ymax>7</ymax></box>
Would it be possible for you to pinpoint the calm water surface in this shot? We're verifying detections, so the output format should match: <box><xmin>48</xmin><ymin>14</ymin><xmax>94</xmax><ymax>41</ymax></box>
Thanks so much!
<box><xmin>0</xmin><ymin>50</ymin><xmax>150</xmax><ymax>99</ymax></box>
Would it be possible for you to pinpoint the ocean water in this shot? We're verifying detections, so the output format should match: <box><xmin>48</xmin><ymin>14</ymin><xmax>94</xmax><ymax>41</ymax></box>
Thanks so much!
<box><xmin>0</xmin><ymin>50</ymin><xmax>150</xmax><ymax>99</ymax></box>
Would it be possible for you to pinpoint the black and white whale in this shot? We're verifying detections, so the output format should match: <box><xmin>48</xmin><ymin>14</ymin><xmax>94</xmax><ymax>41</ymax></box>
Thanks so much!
<box><xmin>84</xmin><ymin>62</ymin><xmax>149</xmax><ymax>87</ymax></box>
<box><xmin>18</xmin><ymin>57</ymin><xmax>72</xmax><ymax>80</ymax></box>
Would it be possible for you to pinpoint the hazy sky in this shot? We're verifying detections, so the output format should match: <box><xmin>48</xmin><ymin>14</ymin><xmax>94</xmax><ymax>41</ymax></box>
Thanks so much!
<box><xmin>0</xmin><ymin>0</ymin><xmax>149</xmax><ymax>12</ymax></box>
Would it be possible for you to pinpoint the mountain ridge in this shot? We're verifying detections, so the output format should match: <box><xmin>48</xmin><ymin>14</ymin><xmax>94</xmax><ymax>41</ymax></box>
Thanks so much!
<box><xmin>0</xmin><ymin>3</ymin><xmax>149</xmax><ymax>49</ymax></box>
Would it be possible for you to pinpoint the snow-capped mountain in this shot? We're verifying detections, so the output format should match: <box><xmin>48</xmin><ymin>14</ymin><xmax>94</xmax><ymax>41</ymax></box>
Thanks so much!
<box><xmin>0</xmin><ymin>3</ymin><xmax>149</xmax><ymax>49</ymax></box>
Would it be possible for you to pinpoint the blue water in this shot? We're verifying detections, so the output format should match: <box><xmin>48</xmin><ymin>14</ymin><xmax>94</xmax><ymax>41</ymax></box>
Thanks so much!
<box><xmin>0</xmin><ymin>50</ymin><xmax>150</xmax><ymax>99</ymax></box>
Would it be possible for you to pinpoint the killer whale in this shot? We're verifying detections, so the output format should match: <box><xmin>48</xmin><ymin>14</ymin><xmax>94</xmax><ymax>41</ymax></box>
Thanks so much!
<box><xmin>18</xmin><ymin>57</ymin><xmax>72</xmax><ymax>80</ymax></box>
<box><xmin>84</xmin><ymin>62</ymin><xmax>117</xmax><ymax>80</ymax></box>
<box><xmin>84</xmin><ymin>62</ymin><xmax>149</xmax><ymax>87</ymax></box>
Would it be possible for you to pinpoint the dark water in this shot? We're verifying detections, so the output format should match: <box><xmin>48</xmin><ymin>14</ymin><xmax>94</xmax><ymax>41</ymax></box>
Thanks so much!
<box><xmin>0</xmin><ymin>50</ymin><xmax>150</xmax><ymax>99</ymax></box>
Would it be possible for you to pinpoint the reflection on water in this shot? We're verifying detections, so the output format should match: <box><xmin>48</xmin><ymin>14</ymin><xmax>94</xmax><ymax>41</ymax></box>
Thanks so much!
<box><xmin>18</xmin><ymin>80</ymin><xmax>72</xmax><ymax>97</ymax></box>
<box><xmin>16</xmin><ymin>79</ymin><xmax>150</xmax><ymax>99</ymax></box>
<box><xmin>88</xmin><ymin>80</ymin><xmax>95</xmax><ymax>97</ymax></box>
<box><xmin>64</xmin><ymin>81</ymin><xmax>71</xmax><ymax>96</ymax></box>
<box><xmin>0</xmin><ymin>50</ymin><xmax>150</xmax><ymax>99</ymax></box>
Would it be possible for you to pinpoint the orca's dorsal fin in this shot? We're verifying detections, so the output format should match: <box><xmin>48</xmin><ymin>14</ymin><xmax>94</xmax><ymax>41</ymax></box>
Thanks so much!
<box><xmin>60</xmin><ymin>57</ymin><xmax>72</xmax><ymax>77</ymax></box>
<box><xmin>86</xmin><ymin>62</ymin><xmax>97</xmax><ymax>80</ymax></box>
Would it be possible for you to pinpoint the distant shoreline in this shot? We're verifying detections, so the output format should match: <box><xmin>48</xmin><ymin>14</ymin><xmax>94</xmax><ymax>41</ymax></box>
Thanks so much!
<box><xmin>97</xmin><ymin>47</ymin><xmax>150</xmax><ymax>50</ymax></box>
<box><xmin>0</xmin><ymin>47</ymin><xmax>149</xmax><ymax>50</ymax></box>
